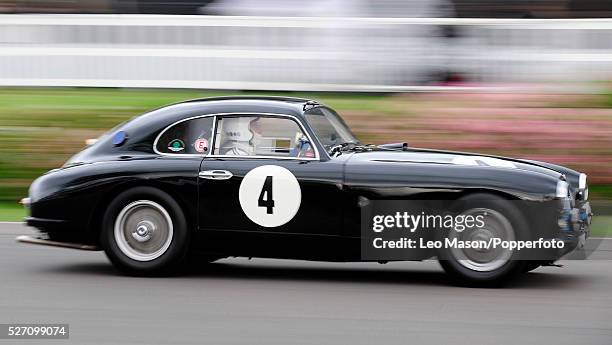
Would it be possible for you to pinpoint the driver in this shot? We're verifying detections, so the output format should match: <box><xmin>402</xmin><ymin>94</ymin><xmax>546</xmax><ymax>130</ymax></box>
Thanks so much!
<box><xmin>221</xmin><ymin>117</ymin><xmax>263</xmax><ymax>156</ymax></box>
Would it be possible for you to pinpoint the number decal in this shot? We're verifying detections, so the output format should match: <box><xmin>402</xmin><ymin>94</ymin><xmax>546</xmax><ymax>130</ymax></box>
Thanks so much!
<box><xmin>239</xmin><ymin>165</ymin><xmax>301</xmax><ymax>227</ymax></box>
<box><xmin>258</xmin><ymin>176</ymin><xmax>275</xmax><ymax>214</ymax></box>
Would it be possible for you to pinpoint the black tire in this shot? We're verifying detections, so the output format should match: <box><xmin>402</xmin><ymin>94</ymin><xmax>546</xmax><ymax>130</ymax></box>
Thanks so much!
<box><xmin>101</xmin><ymin>186</ymin><xmax>190</xmax><ymax>276</ymax></box>
<box><xmin>438</xmin><ymin>193</ymin><xmax>528</xmax><ymax>287</ymax></box>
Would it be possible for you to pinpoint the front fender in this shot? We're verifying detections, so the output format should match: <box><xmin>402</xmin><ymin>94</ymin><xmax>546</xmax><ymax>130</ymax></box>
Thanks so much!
<box><xmin>344</xmin><ymin>160</ymin><xmax>561</xmax><ymax>201</ymax></box>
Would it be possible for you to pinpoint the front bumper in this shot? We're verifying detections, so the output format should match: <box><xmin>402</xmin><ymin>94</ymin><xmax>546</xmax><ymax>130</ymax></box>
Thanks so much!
<box><xmin>20</xmin><ymin>216</ymin><xmax>100</xmax><ymax>251</ymax></box>
<box><xmin>556</xmin><ymin>201</ymin><xmax>592</xmax><ymax>255</ymax></box>
<box><xmin>25</xmin><ymin>216</ymin><xmax>67</xmax><ymax>231</ymax></box>
<box><xmin>16</xmin><ymin>235</ymin><xmax>100</xmax><ymax>251</ymax></box>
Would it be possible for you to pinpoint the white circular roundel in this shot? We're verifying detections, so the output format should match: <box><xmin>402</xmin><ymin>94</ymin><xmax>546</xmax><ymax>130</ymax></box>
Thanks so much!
<box><xmin>239</xmin><ymin>165</ymin><xmax>301</xmax><ymax>227</ymax></box>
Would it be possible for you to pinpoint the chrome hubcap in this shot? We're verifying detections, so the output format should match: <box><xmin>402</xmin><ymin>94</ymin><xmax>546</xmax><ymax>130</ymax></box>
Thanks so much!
<box><xmin>133</xmin><ymin>220</ymin><xmax>155</xmax><ymax>242</ymax></box>
<box><xmin>449</xmin><ymin>208</ymin><xmax>515</xmax><ymax>272</ymax></box>
<box><xmin>114</xmin><ymin>200</ymin><xmax>173</xmax><ymax>262</ymax></box>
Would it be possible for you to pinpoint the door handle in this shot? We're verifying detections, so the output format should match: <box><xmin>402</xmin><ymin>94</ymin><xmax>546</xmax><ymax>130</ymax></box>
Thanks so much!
<box><xmin>199</xmin><ymin>170</ymin><xmax>233</xmax><ymax>180</ymax></box>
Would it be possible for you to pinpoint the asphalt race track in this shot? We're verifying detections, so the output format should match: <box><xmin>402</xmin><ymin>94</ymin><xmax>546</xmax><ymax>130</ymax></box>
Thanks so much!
<box><xmin>1</xmin><ymin>223</ymin><xmax>611</xmax><ymax>345</ymax></box>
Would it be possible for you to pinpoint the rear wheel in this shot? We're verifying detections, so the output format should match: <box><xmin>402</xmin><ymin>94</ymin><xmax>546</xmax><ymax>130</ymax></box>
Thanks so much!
<box><xmin>438</xmin><ymin>193</ymin><xmax>528</xmax><ymax>286</ymax></box>
<box><xmin>101</xmin><ymin>187</ymin><xmax>190</xmax><ymax>276</ymax></box>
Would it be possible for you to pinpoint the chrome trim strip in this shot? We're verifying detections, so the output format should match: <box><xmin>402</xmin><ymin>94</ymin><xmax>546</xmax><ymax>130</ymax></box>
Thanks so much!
<box><xmin>210</xmin><ymin>155</ymin><xmax>318</xmax><ymax>161</ymax></box>
<box><xmin>16</xmin><ymin>235</ymin><xmax>100</xmax><ymax>251</ymax></box>
<box><xmin>152</xmin><ymin>112</ymin><xmax>320</xmax><ymax>161</ymax></box>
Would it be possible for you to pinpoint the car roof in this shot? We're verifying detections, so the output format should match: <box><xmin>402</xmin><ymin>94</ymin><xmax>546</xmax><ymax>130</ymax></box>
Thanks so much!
<box><xmin>167</xmin><ymin>95</ymin><xmax>320</xmax><ymax>117</ymax></box>
<box><xmin>117</xmin><ymin>96</ymin><xmax>322</xmax><ymax>142</ymax></box>
<box><xmin>179</xmin><ymin>95</ymin><xmax>313</xmax><ymax>105</ymax></box>
<box><xmin>72</xmin><ymin>96</ymin><xmax>328</xmax><ymax>161</ymax></box>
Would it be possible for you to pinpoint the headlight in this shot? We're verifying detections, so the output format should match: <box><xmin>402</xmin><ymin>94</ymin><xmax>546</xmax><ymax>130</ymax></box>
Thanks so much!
<box><xmin>578</xmin><ymin>173</ymin><xmax>588</xmax><ymax>201</ymax></box>
<box><xmin>579</xmin><ymin>173</ymin><xmax>587</xmax><ymax>189</ymax></box>
<box><xmin>556</xmin><ymin>180</ymin><xmax>569</xmax><ymax>199</ymax></box>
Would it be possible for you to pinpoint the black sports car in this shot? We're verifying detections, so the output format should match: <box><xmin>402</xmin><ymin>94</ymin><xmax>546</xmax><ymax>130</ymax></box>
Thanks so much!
<box><xmin>18</xmin><ymin>96</ymin><xmax>592</xmax><ymax>284</ymax></box>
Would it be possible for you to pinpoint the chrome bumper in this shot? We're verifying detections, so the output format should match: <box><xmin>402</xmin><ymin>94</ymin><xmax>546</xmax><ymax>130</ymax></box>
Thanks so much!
<box><xmin>16</xmin><ymin>235</ymin><xmax>100</xmax><ymax>251</ymax></box>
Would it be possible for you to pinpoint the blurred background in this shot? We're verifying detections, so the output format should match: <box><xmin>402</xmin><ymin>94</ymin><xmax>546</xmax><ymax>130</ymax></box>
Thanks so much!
<box><xmin>0</xmin><ymin>0</ymin><xmax>610</xmax><ymax>234</ymax></box>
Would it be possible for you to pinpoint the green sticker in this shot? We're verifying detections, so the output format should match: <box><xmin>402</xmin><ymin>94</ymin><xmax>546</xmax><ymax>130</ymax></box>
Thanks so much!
<box><xmin>168</xmin><ymin>139</ymin><xmax>185</xmax><ymax>152</ymax></box>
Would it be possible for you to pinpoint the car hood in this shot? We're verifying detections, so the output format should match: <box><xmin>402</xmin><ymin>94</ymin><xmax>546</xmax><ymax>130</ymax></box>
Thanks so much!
<box><xmin>347</xmin><ymin>147</ymin><xmax>579</xmax><ymax>183</ymax></box>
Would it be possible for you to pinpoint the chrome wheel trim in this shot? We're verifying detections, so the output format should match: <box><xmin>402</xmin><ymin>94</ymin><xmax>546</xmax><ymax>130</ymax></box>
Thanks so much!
<box><xmin>448</xmin><ymin>208</ymin><xmax>515</xmax><ymax>272</ymax></box>
<box><xmin>114</xmin><ymin>200</ymin><xmax>174</xmax><ymax>262</ymax></box>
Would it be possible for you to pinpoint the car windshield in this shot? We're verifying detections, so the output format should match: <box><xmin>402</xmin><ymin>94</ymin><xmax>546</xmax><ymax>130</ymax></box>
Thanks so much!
<box><xmin>304</xmin><ymin>107</ymin><xmax>359</xmax><ymax>151</ymax></box>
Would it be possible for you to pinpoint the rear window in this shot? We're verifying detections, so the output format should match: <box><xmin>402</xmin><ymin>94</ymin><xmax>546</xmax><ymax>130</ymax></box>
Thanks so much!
<box><xmin>156</xmin><ymin>117</ymin><xmax>214</xmax><ymax>154</ymax></box>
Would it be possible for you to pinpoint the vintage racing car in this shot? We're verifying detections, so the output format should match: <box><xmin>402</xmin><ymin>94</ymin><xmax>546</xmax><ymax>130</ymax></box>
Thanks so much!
<box><xmin>18</xmin><ymin>96</ymin><xmax>592</xmax><ymax>284</ymax></box>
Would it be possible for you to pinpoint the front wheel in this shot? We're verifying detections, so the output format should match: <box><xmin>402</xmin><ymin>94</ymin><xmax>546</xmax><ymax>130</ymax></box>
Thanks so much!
<box><xmin>101</xmin><ymin>187</ymin><xmax>190</xmax><ymax>276</ymax></box>
<box><xmin>438</xmin><ymin>193</ymin><xmax>528</xmax><ymax>286</ymax></box>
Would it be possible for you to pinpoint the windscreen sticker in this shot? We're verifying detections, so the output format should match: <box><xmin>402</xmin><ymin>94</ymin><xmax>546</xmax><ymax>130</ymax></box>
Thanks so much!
<box><xmin>112</xmin><ymin>131</ymin><xmax>128</xmax><ymax>146</ymax></box>
<box><xmin>238</xmin><ymin>165</ymin><xmax>301</xmax><ymax>228</ymax></box>
<box><xmin>168</xmin><ymin>139</ymin><xmax>185</xmax><ymax>152</ymax></box>
<box><xmin>194</xmin><ymin>138</ymin><xmax>209</xmax><ymax>153</ymax></box>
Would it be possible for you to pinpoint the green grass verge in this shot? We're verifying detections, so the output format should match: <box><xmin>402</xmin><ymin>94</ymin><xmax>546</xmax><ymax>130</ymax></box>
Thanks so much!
<box><xmin>589</xmin><ymin>185</ymin><xmax>612</xmax><ymax>201</ymax></box>
<box><xmin>0</xmin><ymin>202</ymin><xmax>26</xmax><ymax>222</ymax></box>
<box><xmin>590</xmin><ymin>216</ymin><xmax>612</xmax><ymax>237</ymax></box>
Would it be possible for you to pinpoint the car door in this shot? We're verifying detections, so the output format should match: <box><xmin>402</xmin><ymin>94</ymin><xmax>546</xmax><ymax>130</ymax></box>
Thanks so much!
<box><xmin>197</xmin><ymin>114</ymin><xmax>345</xmax><ymax>239</ymax></box>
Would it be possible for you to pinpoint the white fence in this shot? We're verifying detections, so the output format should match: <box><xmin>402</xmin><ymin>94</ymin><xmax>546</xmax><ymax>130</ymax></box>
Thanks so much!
<box><xmin>0</xmin><ymin>14</ymin><xmax>611</xmax><ymax>92</ymax></box>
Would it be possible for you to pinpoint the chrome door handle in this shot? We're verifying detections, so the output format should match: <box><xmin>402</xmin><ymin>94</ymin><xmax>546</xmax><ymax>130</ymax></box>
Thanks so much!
<box><xmin>199</xmin><ymin>170</ymin><xmax>233</xmax><ymax>180</ymax></box>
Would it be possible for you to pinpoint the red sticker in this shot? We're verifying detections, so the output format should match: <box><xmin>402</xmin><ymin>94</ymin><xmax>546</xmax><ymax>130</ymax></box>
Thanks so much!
<box><xmin>194</xmin><ymin>138</ymin><xmax>209</xmax><ymax>153</ymax></box>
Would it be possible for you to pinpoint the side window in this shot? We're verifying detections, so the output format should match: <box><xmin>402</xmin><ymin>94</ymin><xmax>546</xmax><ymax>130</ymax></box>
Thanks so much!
<box><xmin>213</xmin><ymin>116</ymin><xmax>314</xmax><ymax>158</ymax></box>
<box><xmin>156</xmin><ymin>117</ymin><xmax>213</xmax><ymax>154</ymax></box>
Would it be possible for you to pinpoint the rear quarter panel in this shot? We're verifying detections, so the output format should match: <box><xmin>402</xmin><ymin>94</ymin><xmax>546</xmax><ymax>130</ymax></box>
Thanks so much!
<box><xmin>29</xmin><ymin>156</ymin><xmax>201</xmax><ymax>243</ymax></box>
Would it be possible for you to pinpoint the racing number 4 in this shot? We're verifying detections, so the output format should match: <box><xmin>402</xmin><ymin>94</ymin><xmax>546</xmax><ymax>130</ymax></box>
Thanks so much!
<box><xmin>258</xmin><ymin>176</ymin><xmax>275</xmax><ymax>214</ymax></box>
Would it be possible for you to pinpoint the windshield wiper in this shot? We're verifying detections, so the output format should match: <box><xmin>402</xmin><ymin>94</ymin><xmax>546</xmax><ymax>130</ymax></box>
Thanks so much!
<box><xmin>329</xmin><ymin>142</ymin><xmax>374</xmax><ymax>156</ymax></box>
